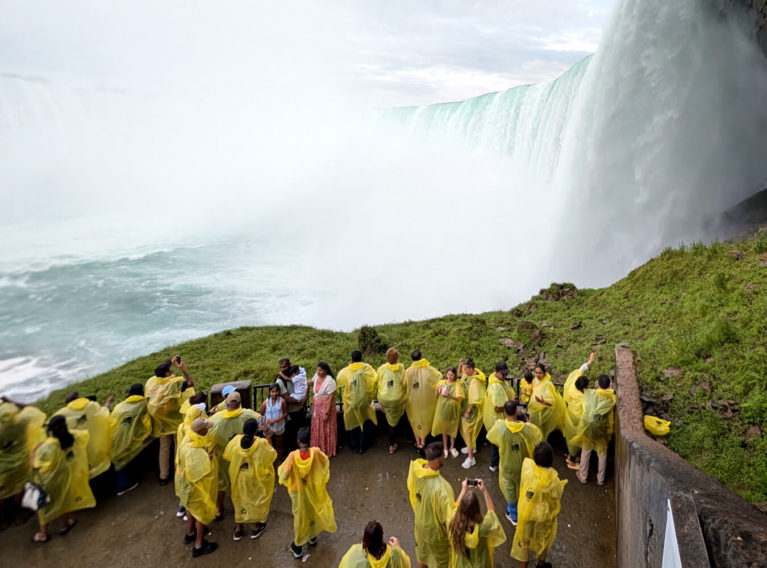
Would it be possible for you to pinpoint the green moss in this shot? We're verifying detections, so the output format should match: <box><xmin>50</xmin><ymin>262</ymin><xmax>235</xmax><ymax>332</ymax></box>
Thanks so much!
<box><xmin>32</xmin><ymin>233</ymin><xmax>767</xmax><ymax>502</ymax></box>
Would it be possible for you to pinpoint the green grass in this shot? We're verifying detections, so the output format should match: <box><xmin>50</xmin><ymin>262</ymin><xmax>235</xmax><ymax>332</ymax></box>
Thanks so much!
<box><xmin>34</xmin><ymin>231</ymin><xmax>767</xmax><ymax>502</ymax></box>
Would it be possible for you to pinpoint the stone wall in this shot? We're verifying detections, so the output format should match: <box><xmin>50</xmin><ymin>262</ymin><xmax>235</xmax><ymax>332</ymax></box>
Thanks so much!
<box><xmin>613</xmin><ymin>346</ymin><xmax>767</xmax><ymax>567</ymax></box>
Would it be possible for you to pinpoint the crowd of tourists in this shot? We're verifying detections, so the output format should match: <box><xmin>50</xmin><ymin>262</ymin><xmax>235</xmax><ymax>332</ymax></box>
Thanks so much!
<box><xmin>0</xmin><ymin>347</ymin><xmax>617</xmax><ymax>567</ymax></box>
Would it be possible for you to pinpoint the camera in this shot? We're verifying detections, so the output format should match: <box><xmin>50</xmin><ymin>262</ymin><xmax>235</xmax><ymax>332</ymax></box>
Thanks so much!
<box><xmin>174</xmin><ymin>356</ymin><xmax>182</xmax><ymax>365</ymax></box>
<box><xmin>467</xmin><ymin>479</ymin><xmax>479</xmax><ymax>486</ymax></box>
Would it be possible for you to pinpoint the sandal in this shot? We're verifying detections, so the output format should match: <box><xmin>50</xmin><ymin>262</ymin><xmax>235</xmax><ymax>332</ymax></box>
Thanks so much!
<box><xmin>388</xmin><ymin>443</ymin><xmax>398</xmax><ymax>455</ymax></box>
<box><xmin>59</xmin><ymin>518</ymin><xmax>77</xmax><ymax>536</ymax></box>
<box><xmin>33</xmin><ymin>532</ymin><xmax>51</xmax><ymax>543</ymax></box>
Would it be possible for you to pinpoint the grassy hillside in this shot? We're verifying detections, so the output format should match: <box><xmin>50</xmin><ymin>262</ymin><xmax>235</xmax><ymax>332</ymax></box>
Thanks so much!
<box><xmin>35</xmin><ymin>231</ymin><xmax>767</xmax><ymax>502</ymax></box>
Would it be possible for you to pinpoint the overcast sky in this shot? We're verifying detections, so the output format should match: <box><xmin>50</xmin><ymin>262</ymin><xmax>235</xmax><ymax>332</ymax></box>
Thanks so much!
<box><xmin>0</xmin><ymin>1</ymin><xmax>617</xmax><ymax>107</ymax></box>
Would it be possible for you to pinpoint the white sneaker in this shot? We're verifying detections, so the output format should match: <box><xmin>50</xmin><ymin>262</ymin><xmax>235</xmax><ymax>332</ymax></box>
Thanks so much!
<box><xmin>489</xmin><ymin>465</ymin><xmax>498</xmax><ymax>472</ymax></box>
<box><xmin>443</xmin><ymin>449</ymin><xmax>449</xmax><ymax>458</ymax></box>
<box><xmin>461</xmin><ymin>447</ymin><xmax>469</xmax><ymax>454</ymax></box>
<box><xmin>461</xmin><ymin>457</ymin><xmax>476</xmax><ymax>469</ymax></box>
<box><xmin>450</xmin><ymin>448</ymin><xmax>459</xmax><ymax>458</ymax></box>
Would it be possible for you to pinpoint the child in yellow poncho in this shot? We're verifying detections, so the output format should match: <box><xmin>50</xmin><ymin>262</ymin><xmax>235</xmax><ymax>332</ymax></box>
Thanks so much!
<box><xmin>337</xmin><ymin>350</ymin><xmax>378</xmax><ymax>454</ymax></box>
<box><xmin>519</xmin><ymin>371</ymin><xmax>534</xmax><ymax>406</ymax></box>
<box><xmin>110</xmin><ymin>384</ymin><xmax>153</xmax><ymax>495</ymax></box>
<box><xmin>483</xmin><ymin>361</ymin><xmax>515</xmax><ymax>473</ymax></box>
<box><xmin>431</xmin><ymin>366</ymin><xmax>465</xmax><ymax>459</ymax></box>
<box><xmin>376</xmin><ymin>348</ymin><xmax>407</xmax><ymax>455</ymax></box>
<box><xmin>485</xmin><ymin>400</ymin><xmax>542</xmax><ymax>525</ymax></box>
<box><xmin>224</xmin><ymin>418</ymin><xmax>277</xmax><ymax>541</ymax></box>
<box><xmin>511</xmin><ymin>442</ymin><xmax>567</xmax><ymax>567</ymax></box>
<box><xmin>177</xmin><ymin>417</ymin><xmax>219</xmax><ymax>558</ymax></box>
<box><xmin>339</xmin><ymin>521</ymin><xmax>412</xmax><ymax>568</ymax></box>
<box><xmin>447</xmin><ymin>479</ymin><xmax>506</xmax><ymax>568</ymax></box>
<box><xmin>54</xmin><ymin>392</ymin><xmax>113</xmax><ymax>479</ymax></box>
<box><xmin>404</xmin><ymin>350</ymin><xmax>443</xmax><ymax>451</ymax></box>
<box><xmin>459</xmin><ymin>358</ymin><xmax>486</xmax><ymax>470</ymax></box>
<box><xmin>0</xmin><ymin>401</ymin><xmax>46</xmax><ymax>501</ymax></box>
<box><xmin>527</xmin><ymin>364</ymin><xmax>564</xmax><ymax>439</ymax></box>
<box><xmin>574</xmin><ymin>374</ymin><xmax>617</xmax><ymax>486</ymax></box>
<box><xmin>32</xmin><ymin>415</ymin><xmax>95</xmax><ymax>542</ymax></box>
<box><xmin>407</xmin><ymin>441</ymin><xmax>455</xmax><ymax>568</ymax></box>
<box><xmin>278</xmin><ymin>426</ymin><xmax>337</xmax><ymax>559</ymax></box>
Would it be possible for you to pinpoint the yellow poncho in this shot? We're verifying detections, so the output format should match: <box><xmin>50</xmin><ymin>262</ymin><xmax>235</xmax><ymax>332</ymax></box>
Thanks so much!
<box><xmin>109</xmin><ymin>395</ymin><xmax>153</xmax><ymax>470</ymax></box>
<box><xmin>562</xmin><ymin>369</ymin><xmax>586</xmax><ymax>456</ymax></box>
<box><xmin>145</xmin><ymin>375</ymin><xmax>190</xmax><ymax>437</ymax></box>
<box><xmin>510</xmin><ymin>458</ymin><xmax>567</xmax><ymax>562</ymax></box>
<box><xmin>406</xmin><ymin>459</ymin><xmax>455</xmax><ymax>567</ymax></box>
<box><xmin>34</xmin><ymin>430</ymin><xmax>96</xmax><ymax>525</ymax></box>
<box><xmin>404</xmin><ymin>360</ymin><xmax>442</xmax><ymax>439</ymax></box>
<box><xmin>339</xmin><ymin>543</ymin><xmax>413</xmax><ymax>568</ymax></box>
<box><xmin>337</xmin><ymin>362</ymin><xmax>378</xmax><ymax>431</ymax></box>
<box><xmin>176</xmin><ymin>430</ymin><xmax>218</xmax><ymax>525</ymax></box>
<box><xmin>376</xmin><ymin>362</ymin><xmax>407</xmax><ymax>427</ymax></box>
<box><xmin>482</xmin><ymin>375</ymin><xmax>514</xmax><ymax>431</ymax></box>
<box><xmin>223</xmin><ymin>435</ymin><xmax>277</xmax><ymax>523</ymax></box>
<box><xmin>209</xmin><ymin>407</ymin><xmax>261</xmax><ymax>491</ymax></box>
<box><xmin>527</xmin><ymin>374</ymin><xmax>564</xmax><ymax>439</ymax></box>
<box><xmin>460</xmin><ymin>370</ymin><xmax>486</xmax><ymax>450</ymax></box>
<box><xmin>486</xmin><ymin>420</ymin><xmax>543</xmax><ymax>504</ymax></box>
<box><xmin>278</xmin><ymin>447</ymin><xmax>337</xmax><ymax>546</ymax></box>
<box><xmin>431</xmin><ymin>380</ymin><xmax>464</xmax><ymax>438</ymax></box>
<box><xmin>54</xmin><ymin>398</ymin><xmax>111</xmax><ymax>479</ymax></box>
<box><xmin>520</xmin><ymin>381</ymin><xmax>534</xmax><ymax>405</ymax></box>
<box><xmin>0</xmin><ymin>403</ymin><xmax>46</xmax><ymax>499</ymax></box>
<box><xmin>447</xmin><ymin>509</ymin><xmax>506</xmax><ymax>568</ymax></box>
<box><xmin>572</xmin><ymin>388</ymin><xmax>616</xmax><ymax>454</ymax></box>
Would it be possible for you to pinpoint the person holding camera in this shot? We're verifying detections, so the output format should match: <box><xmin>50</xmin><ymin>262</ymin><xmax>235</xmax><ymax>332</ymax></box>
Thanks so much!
<box><xmin>145</xmin><ymin>356</ymin><xmax>195</xmax><ymax>486</ymax></box>
<box><xmin>447</xmin><ymin>478</ymin><xmax>506</xmax><ymax>568</ymax></box>
<box><xmin>338</xmin><ymin>520</ymin><xmax>412</xmax><ymax>567</ymax></box>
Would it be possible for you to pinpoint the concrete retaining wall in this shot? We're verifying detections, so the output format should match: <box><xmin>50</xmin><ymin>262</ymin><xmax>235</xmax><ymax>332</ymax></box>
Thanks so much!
<box><xmin>614</xmin><ymin>346</ymin><xmax>767</xmax><ymax>568</ymax></box>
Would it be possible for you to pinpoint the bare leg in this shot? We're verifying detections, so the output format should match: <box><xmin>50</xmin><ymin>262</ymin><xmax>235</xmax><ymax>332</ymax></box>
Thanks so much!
<box><xmin>216</xmin><ymin>491</ymin><xmax>225</xmax><ymax>517</ymax></box>
<box><xmin>449</xmin><ymin>436</ymin><xmax>456</xmax><ymax>451</ymax></box>
<box><xmin>195</xmin><ymin>519</ymin><xmax>205</xmax><ymax>548</ymax></box>
<box><xmin>442</xmin><ymin>434</ymin><xmax>448</xmax><ymax>453</ymax></box>
<box><xmin>186</xmin><ymin>514</ymin><xmax>195</xmax><ymax>539</ymax></box>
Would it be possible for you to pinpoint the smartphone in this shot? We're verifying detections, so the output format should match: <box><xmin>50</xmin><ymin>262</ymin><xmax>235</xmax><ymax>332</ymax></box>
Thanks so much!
<box><xmin>467</xmin><ymin>479</ymin><xmax>479</xmax><ymax>486</ymax></box>
<box><xmin>174</xmin><ymin>356</ymin><xmax>182</xmax><ymax>365</ymax></box>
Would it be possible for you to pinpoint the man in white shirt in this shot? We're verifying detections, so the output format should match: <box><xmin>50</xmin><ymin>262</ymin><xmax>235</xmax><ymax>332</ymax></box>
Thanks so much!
<box><xmin>276</xmin><ymin>358</ymin><xmax>308</xmax><ymax>450</ymax></box>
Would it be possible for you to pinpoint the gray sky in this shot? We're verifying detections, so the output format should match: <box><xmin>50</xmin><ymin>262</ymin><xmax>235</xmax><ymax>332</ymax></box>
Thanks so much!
<box><xmin>0</xmin><ymin>1</ymin><xmax>616</xmax><ymax>106</ymax></box>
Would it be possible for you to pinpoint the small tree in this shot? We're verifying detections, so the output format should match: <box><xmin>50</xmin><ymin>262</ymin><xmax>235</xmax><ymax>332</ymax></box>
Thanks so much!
<box><xmin>358</xmin><ymin>325</ymin><xmax>388</xmax><ymax>356</ymax></box>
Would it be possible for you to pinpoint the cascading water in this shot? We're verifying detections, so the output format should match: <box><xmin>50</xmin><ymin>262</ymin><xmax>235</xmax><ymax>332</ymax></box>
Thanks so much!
<box><xmin>1</xmin><ymin>0</ymin><xmax>766</xmax><ymax>401</ymax></box>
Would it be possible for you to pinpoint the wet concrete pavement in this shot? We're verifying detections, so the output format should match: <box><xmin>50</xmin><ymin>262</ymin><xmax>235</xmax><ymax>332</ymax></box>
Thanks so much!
<box><xmin>1</xmin><ymin>433</ymin><xmax>616</xmax><ymax>567</ymax></box>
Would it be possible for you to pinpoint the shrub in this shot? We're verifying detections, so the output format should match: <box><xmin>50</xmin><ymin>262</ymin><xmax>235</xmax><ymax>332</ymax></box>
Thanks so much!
<box><xmin>358</xmin><ymin>325</ymin><xmax>388</xmax><ymax>356</ymax></box>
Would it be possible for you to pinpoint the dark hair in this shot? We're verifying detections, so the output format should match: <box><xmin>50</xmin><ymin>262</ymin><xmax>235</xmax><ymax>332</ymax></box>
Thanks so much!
<box><xmin>155</xmin><ymin>359</ymin><xmax>173</xmax><ymax>377</ymax></box>
<box><xmin>297</xmin><ymin>426</ymin><xmax>311</xmax><ymax>446</ymax></box>
<box><xmin>48</xmin><ymin>415</ymin><xmax>75</xmax><ymax>450</ymax></box>
<box><xmin>241</xmin><ymin>418</ymin><xmax>259</xmax><ymax>449</ymax></box>
<box><xmin>287</xmin><ymin>365</ymin><xmax>300</xmax><ymax>377</ymax></box>
<box><xmin>362</xmin><ymin>521</ymin><xmax>386</xmax><ymax>560</ymax></box>
<box><xmin>504</xmin><ymin>400</ymin><xmax>518</xmax><ymax>417</ymax></box>
<box><xmin>64</xmin><ymin>392</ymin><xmax>80</xmax><ymax>404</ymax></box>
<box><xmin>189</xmin><ymin>391</ymin><xmax>207</xmax><ymax>405</ymax></box>
<box><xmin>598</xmin><ymin>374</ymin><xmax>611</xmax><ymax>389</ymax></box>
<box><xmin>534</xmin><ymin>363</ymin><xmax>546</xmax><ymax>374</ymax></box>
<box><xmin>316</xmin><ymin>361</ymin><xmax>334</xmax><ymax>378</ymax></box>
<box><xmin>524</xmin><ymin>371</ymin><xmax>534</xmax><ymax>382</ymax></box>
<box><xmin>411</xmin><ymin>349</ymin><xmax>422</xmax><ymax>361</ymax></box>
<box><xmin>445</xmin><ymin>365</ymin><xmax>458</xmax><ymax>379</ymax></box>
<box><xmin>425</xmin><ymin>441</ymin><xmax>444</xmax><ymax>461</ymax></box>
<box><xmin>269</xmin><ymin>382</ymin><xmax>281</xmax><ymax>392</ymax></box>
<box><xmin>449</xmin><ymin>491</ymin><xmax>482</xmax><ymax>555</ymax></box>
<box><xmin>533</xmin><ymin>441</ymin><xmax>554</xmax><ymax>468</ymax></box>
<box><xmin>463</xmin><ymin>358</ymin><xmax>475</xmax><ymax>370</ymax></box>
<box><xmin>127</xmin><ymin>383</ymin><xmax>144</xmax><ymax>397</ymax></box>
<box><xmin>279</xmin><ymin>357</ymin><xmax>291</xmax><ymax>367</ymax></box>
<box><xmin>351</xmin><ymin>350</ymin><xmax>363</xmax><ymax>363</ymax></box>
<box><xmin>495</xmin><ymin>361</ymin><xmax>509</xmax><ymax>373</ymax></box>
<box><xmin>575</xmin><ymin>376</ymin><xmax>589</xmax><ymax>392</ymax></box>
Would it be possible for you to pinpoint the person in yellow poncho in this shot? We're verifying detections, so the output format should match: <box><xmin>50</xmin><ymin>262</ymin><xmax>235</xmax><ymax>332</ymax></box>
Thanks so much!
<box><xmin>485</xmin><ymin>401</ymin><xmax>542</xmax><ymax>526</ymax></box>
<box><xmin>339</xmin><ymin>520</ymin><xmax>412</xmax><ymax>568</ymax></box>
<box><xmin>145</xmin><ymin>356</ymin><xmax>195</xmax><ymax>485</ymax></box>
<box><xmin>109</xmin><ymin>383</ymin><xmax>153</xmax><ymax>496</ymax></box>
<box><xmin>208</xmin><ymin>391</ymin><xmax>260</xmax><ymax>520</ymax></box>
<box><xmin>54</xmin><ymin>392</ymin><xmax>113</xmax><ymax>480</ymax></box>
<box><xmin>376</xmin><ymin>348</ymin><xmax>407</xmax><ymax>455</ymax></box>
<box><xmin>407</xmin><ymin>441</ymin><xmax>455</xmax><ymax>568</ymax></box>
<box><xmin>337</xmin><ymin>350</ymin><xmax>378</xmax><ymax>454</ymax></box>
<box><xmin>562</xmin><ymin>353</ymin><xmax>594</xmax><ymax>469</ymax></box>
<box><xmin>511</xmin><ymin>442</ymin><xmax>567</xmax><ymax>567</ymax></box>
<box><xmin>431</xmin><ymin>366</ymin><xmax>465</xmax><ymax>459</ymax></box>
<box><xmin>224</xmin><ymin>418</ymin><xmax>277</xmax><ymax>541</ymax></box>
<box><xmin>279</xmin><ymin>426</ymin><xmax>337</xmax><ymax>559</ymax></box>
<box><xmin>174</xmin><ymin>402</ymin><xmax>207</xmax><ymax>519</ymax></box>
<box><xmin>177</xmin><ymin>417</ymin><xmax>219</xmax><ymax>558</ymax></box>
<box><xmin>31</xmin><ymin>415</ymin><xmax>95</xmax><ymax>543</ymax></box>
<box><xmin>0</xmin><ymin>399</ymin><xmax>46</xmax><ymax>503</ymax></box>
<box><xmin>483</xmin><ymin>361</ymin><xmax>515</xmax><ymax>474</ymax></box>
<box><xmin>459</xmin><ymin>358</ymin><xmax>486</xmax><ymax>470</ymax></box>
<box><xmin>519</xmin><ymin>371</ymin><xmax>534</xmax><ymax>406</ymax></box>
<box><xmin>527</xmin><ymin>364</ymin><xmax>564</xmax><ymax>440</ymax></box>
<box><xmin>447</xmin><ymin>478</ymin><xmax>506</xmax><ymax>568</ymax></box>
<box><xmin>574</xmin><ymin>375</ymin><xmax>617</xmax><ymax>486</ymax></box>
<box><xmin>405</xmin><ymin>350</ymin><xmax>443</xmax><ymax>452</ymax></box>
